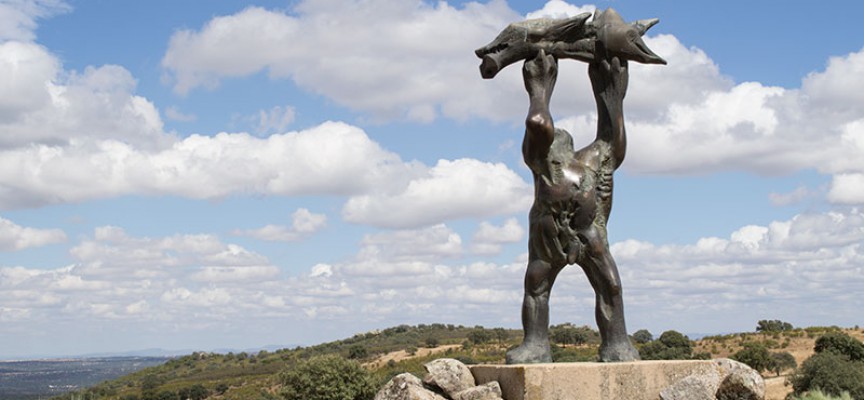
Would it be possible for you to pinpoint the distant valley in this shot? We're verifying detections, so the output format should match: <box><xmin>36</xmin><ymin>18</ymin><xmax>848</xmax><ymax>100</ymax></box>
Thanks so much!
<box><xmin>0</xmin><ymin>357</ymin><xmax>169</xmax><ymax>400</ymax></box>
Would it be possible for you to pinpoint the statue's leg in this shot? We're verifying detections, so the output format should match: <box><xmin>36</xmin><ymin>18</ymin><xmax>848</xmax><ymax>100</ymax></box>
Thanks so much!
<box><xmin>579</xmin><ymin>230</ymin><xmax>640</xmax><ymax>362</ymax></box>
<box><xmin>506</xmin><ymin>257</ymin><xmax>560</xmax><ymax>364</ymax></box>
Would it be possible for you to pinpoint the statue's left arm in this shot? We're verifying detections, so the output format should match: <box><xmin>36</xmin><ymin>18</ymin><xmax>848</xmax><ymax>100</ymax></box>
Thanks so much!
<box><xmin>588</xmin><ymin>57</ymin><xmax>629</xmax><ymax>170</ymax></box>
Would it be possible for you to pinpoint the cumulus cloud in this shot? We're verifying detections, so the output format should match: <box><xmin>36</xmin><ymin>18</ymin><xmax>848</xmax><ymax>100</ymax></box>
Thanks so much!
<box><xmin>526</xmin><ymin>1</ymin><xmax>594</xmax><ymax>19</ymax></box>
<box><xmin>0</xmin><ymin>0</ymin><xmax>69</xmax><ymax>42</ymax></box>
<box><xmin>357</xmin><ymin>224</ymin><xmax>462</xmax><ymax>263</ymax></box>
<box><xmin>0</xmin><ymin>43</ymin><xmax>169</xmax><ymax>149</ymax></box>
<box><xmin>164</xmin><ymin>106</ymin><xmax>196</xmax><ymax>122</ymax></box>
<box><xmin>0</xmin><ymin>37</ymin><xmax>529</xmax><ymax>222</ymax></box>
<box><xmin>1</xmin><ymin>209</ymin><xmax>862</xmax><ymax>341</ymax></box>
<box><xmin>0</xmin><ymin>121</ymin><xmax>415</xmax><ymax>209</ymax></box>
<box><xmin>234</xmin><ymin>208</ymin><xmax>327</xmax><ymax>242</ymax></box>
<box><xmin>0</xmin><ymin>216</ymin><xmax>65</xmax><ymax>250</ymax></box>
<box><xmin>471</xmin><ymin>218</ymin><xmax>524</xmax><ymax>255</ymax></box>
<box><xmin>255</xmin><ymin>105</ymin><xmax>295</xmax><ymax>134</ymax></box>
<box><xmin>161</xmin><ymin>0</ymin><xmax>527</xmax><ymax>122</ymax></box>
<box><xmin>69</xmin><ymin>226</ymin><xmax>270</xmax><ymax>278</ymax></box>
<box><xmin>342</xmin><ymin>158</ymin><xmax>532</xmax><ymax>228</ymax></box>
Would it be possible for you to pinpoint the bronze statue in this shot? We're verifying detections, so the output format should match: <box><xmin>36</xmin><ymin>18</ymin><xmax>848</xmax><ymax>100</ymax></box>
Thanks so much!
<box><xmin>475</xmin><ymin>8</ymin><xmax>666</xmax><ymax>364</ymax></box>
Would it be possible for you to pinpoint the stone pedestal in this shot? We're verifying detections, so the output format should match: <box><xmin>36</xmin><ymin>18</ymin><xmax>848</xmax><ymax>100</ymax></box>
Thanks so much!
<box><xmin>470</xmin><ymin>359</ymin><xmax>763</xmax><ymax>400</ymax></box>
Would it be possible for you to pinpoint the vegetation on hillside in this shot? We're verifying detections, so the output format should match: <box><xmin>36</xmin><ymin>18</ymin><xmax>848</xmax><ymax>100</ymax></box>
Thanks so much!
<box><xmin>48</xmin><ymin>321</ymin><xmax>864</xmax><ymax>400</ymax></box>
<box><xmin>789</xmin><ymin>331</ymin><xmax>864</xmax><ymax>400</ymax></box>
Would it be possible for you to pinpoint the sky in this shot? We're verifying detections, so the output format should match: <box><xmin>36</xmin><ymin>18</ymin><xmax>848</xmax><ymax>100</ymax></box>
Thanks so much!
<box><xmin>1</xmin><ymin>0</ymin><xmax>863</xmax><ymax>359</ymax></box>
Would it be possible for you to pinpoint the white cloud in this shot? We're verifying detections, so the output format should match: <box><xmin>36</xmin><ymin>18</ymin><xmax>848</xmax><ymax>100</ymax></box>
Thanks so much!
<box><xmin>0</xmin><ymin>0</ymin><xmax>69</xmax><ymax>42</ymax></box>
<box><xmin>156</xmin><ymin>0</ymin><xmax>864</xmax><ymax>207</ymax></box>
<box><xmin>525</xmin><ymin>1</ymin><xmax>594</xmax><ymax>20</ymax></box>
<box><xmin>769</xmin><ymin>186</ymin><xmax>815</xmax><ymax>206</ymax></box>
<box><xmin>234</xmin><ymin>208</ymin><xmax>327</xmax><ymax>242</ymax></box>
<box><xmin>1</xmin><ymin>209</ymin><xmax>862</xmax><ymax>343</ymax></box>
<box><xmin>0</xmin><ymin>121</ymin><xmax>413</xmax><ymax>209</ymax></box>
<box><xmin>292</xmin><ymin>208</ymin><xmax>326</xmax><ymax>233</ymax></box>
<box><xmin>191</xmin><ymin>266</ymin><xmax>280</xmax><ymax>283</ymax></box>
<box><xmin>164</xmin><ymin>106</ymin><xmax>196</xmax><ymax>122</ymax></box>
<box><xmin>255</xmin><ymin>105</ymin><xmax>295</xmax><ymax>134</ymax></box>
<box><xmin>828</xmin><ymin>173</ymin><xmax>864</xmax><ymax>204</ymax></box>
<box><xmin>70</xmin><ymin>226</ymin><xmax>270</xmax><ymax>278</ymax></box>
<box><xmin>342</xmin><ymin>158</ymin><xmax>532</xmax><ymax>228</ymax></box>
<box><xmin>357</xmin><ymin>224</ymin><xmax>463</xmax><ymax>263</ymax></box>
<box><xmin>0</xmin><ymin>215</ymin><xmax>65</xmax><ymax>250</ymax></box>
<box><xmin>161</xmin><ymin>0</ymin><xmax>525</xmax><ymax>122</ymax></box>
<box><xmin>0</xmin><ymin>44</ymin><xmax>169</xmax><ymax>149</ymax></box>
<box><xmin>0</xmin><ymin>63</ymin><xmax>529</xmax><ymax>222</ymax></box>
<box><xmin>471</xmin><ymin>218</ymin><xmax>524</xmax><ymax>255</ymax></box>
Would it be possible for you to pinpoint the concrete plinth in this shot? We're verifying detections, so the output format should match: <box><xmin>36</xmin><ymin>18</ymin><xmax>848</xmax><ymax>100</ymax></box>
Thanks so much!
<box><xmin>470</xmin><ymin>360</ymin><xmax>741</xmax><ymax>400</ymax></box>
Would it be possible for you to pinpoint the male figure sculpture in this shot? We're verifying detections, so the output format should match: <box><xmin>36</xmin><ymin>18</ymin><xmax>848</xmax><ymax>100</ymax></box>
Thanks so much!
<box><xmin>475</xmin><ymin>9</ymin><xmax>666</xmax><ymax>364</ymax></box>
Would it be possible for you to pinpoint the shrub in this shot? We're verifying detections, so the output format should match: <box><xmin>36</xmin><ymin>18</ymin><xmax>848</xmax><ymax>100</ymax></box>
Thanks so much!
<box><xmin>347</xmin><ymin>344</ymin><xmax>368</xmax><ymax>360</ymax></box>
<box><xmin>788</xmin><ymin>352</ymin><xmax>864</xmax><ymax>399</ymax></box>
<box><xmin>814</xmin><ymin>332</ymin><xmax>864</xmax><ymax>362</ymax></box>
<box><xmin>792</xmin><ymin>389</ymin><xmax>853</xmax><ymax>400</ymax></box>
<box><xmin>280</xmin><ymin>354</ymin><xmax>376</xmax><ymax>400</ymax></box>
<box><xmin>215</xmin><ymin>383</ymin><xmax>230</xmax><ymax>395</ymax></box>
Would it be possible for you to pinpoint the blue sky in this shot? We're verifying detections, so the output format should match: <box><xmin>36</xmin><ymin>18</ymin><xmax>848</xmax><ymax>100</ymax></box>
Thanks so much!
<box><xmin>1</xmin><ymin>0</ymin><xmax>863</xmax><ymax>359</ymax></box>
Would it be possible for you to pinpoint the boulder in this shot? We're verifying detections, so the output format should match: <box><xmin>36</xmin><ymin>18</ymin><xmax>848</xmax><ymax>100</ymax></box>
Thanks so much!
<box><xmin>453</xmin><ymin>381</ymin><xmax>503</xmax><ymax>400</ymax></box>
<box><xmin>376</xmin><ymin>373</ymin><xmax>448</xmax><ymax>400</ymax></box>
<box><xmin>660</xmin><ymin>358</ymin><xmax>764</xmax><ymax>400</ymax></box>
<box><xmin>424</xmin><ymin>358</ymin><xmax>476</xmax><ymax>398</ymax></box>
<box><xmin>660</xmin><ymin>371</ymin><xmax>720</xmax><ymax>400</ymax></box>
<box><xmin>716</xmin><ymin>369</ymin><xmax>763</xmax><ymax>400</ymax></box>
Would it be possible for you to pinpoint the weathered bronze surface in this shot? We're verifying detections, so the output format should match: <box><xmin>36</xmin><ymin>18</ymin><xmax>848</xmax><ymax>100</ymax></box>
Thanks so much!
<box><xmin>476</xmin><ymin>8</ymin><xmax>666</xmax><ymax>364</ymax></box>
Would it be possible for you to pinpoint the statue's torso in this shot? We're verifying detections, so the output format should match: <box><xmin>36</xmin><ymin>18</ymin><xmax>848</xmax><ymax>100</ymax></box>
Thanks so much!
<box><xmin>527</xmin><ymin>129</ymin><xmax>612</xmax><ymax>265</ymax></box>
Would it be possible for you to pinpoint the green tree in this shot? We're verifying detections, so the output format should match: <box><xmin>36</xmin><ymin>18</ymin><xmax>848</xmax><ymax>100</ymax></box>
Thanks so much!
<box><xmin>551</xmin><ymin>324</ymin><xmax>588</xmax><ymax>347</ymax></box>
<box><xmin>789</xmin><ymin>352</ymin><xmax>864</xmax><ymax>399</ymax></box>
<box><xmin>732</xmin><ymin>343</ymin><xmax>773</xmax><ymax>372</ymax></box>
<box><xmin>280</xmin><ymin>354</ymin><xmax>376</xmax><ymax>400</ymax></box>
<box><xmin>155</xmin><ymin>391</ymin><xmax>177</xmax><ymax>400</ymax></box>
<box><xmin>639</xmin><ymin>330</ymin><xmax>692</xmax><ymax>360</ymax></box>
<box><xmin>632</xmin><ymin>329</ymin><xmax>653</xmax><ymax>344</ymax></box>
<box><xmin>178</xmin><ymin>384</ymin><xmax>209</xmax><ymax>400</ymax></box>
<box><xmin>756</xmin><ymin>319</ymin><xmax>794</xmax><ymax>333</ymax></box>
<box><xmin>141</xmin><ymin>374</ymin><xmax>163</xmax><ymax>400</ymax></box>
<box><xmin>814</xmin><ymin>332</ymin><xmax>864</xmax><ymax>362</ymax></box>
<box><xmin>493</xmin><ymin>327</ymin><xmax>509</xmax><ymax>346</ymax></box>
<box><xmin>770</xmin><ymin>351</ymin><xmax>797</xmax><ymax>376</ymax></box>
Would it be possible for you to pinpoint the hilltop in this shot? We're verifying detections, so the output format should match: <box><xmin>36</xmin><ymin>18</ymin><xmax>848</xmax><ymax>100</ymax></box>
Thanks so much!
<box><xmin>50</xmin><ymin>323</ymin><xmax>864</xmax><ymax>400</ymax></box>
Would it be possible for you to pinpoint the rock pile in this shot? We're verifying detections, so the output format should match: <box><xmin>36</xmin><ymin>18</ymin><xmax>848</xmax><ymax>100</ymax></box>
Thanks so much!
<box><xmin>378</xmin><ymin>357</ymin><xmax>763</xmax><ymax>400</ymax></box>
<box><xmin>375</xmin><ymin>359</ymin><xmax>503</xmax><ymax>400</ymax></box>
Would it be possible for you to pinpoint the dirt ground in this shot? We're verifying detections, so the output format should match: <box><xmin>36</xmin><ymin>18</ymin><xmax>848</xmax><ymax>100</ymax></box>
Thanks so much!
<box><xmin>364</xmin><ymin>344</ymin><xmax>462</xmax><ymax>369</ymax></box>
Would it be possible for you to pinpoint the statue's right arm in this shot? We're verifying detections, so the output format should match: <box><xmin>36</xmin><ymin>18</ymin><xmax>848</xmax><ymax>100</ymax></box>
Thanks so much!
<box><xmin>521</xmin><ymin>51</ymin><xmax>558</xmax><ymax>168</ymax></box>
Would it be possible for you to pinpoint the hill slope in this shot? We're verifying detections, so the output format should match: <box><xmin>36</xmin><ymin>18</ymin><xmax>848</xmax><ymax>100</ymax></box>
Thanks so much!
<box><xmin>51</xmin><ymin>324</ymin><xmax>864</xmax><ymax>400</ymax></box>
